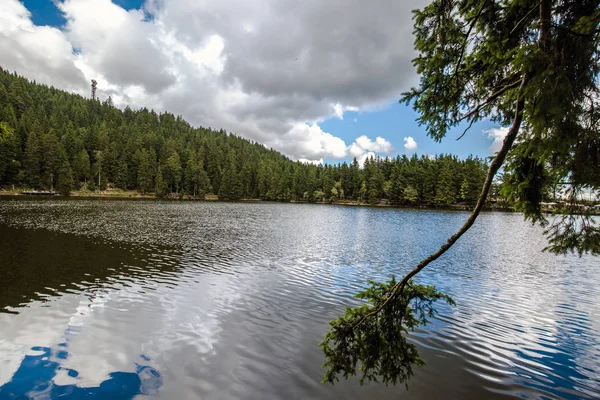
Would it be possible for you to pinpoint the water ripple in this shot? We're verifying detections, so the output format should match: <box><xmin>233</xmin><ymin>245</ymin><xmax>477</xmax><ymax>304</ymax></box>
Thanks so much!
<box><xmin>0</xmin><ymin>199</ymin><xmax>599</xmax><ymax>399</ymax></box>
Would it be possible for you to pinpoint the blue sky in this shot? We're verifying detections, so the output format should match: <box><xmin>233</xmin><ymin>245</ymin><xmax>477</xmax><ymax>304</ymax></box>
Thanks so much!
<box><xmin>22</xmin><ymin>0</ymin><xmax>146</xmax><ymax>24</ymax></box>
<box><xmin>320</xmin><ymin>103</ymin><xmax>499</xmax><ymax>162</ymax></box>
<box><xmin>8</xmin><ymin>0</ymin><xmax>503</xmax><ymax>164</ymax></box>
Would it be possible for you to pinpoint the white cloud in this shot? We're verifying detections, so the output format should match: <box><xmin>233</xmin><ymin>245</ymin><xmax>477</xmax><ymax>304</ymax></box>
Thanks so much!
<box><xmin>0</xmin><ymin>0</ymin><xmax>86</xmax><ymax>93</ymax></box>
<box><xmin>358</xmin><ymin>135</ymin><xmax>394</xmax><ymax>153</ymax></box>
<box><xmin>298</xmin><ymin>158</ymin><xmax>323</xmax><ymax>165</ymax></box>
<box><xmin>280</xmin><ymin>123</ymin><xmax>348</xmax><ymax>160</ymax></box>
<box><xmin>486</xmin><ymin>127</ymin><xmax>509</xmax><ymax>155</ymax></box>
<box><xmin>348</xmin><ymin>135</ymin><xmax>394</xmax><ymax>158</ymax></box>
<box><xmin>357</xmin><ymin>152</ymin><xmax>376</xmax><ymax>168</ymax></box>
<box><xmin>0</xmin><ymin>0</ymin><xmax>427</xmax><ymax>162</ymax></box>
<box><xmin>403</xmin><ymin>136</ymin><xmax>417</xmax><ymax>152</ymax></box>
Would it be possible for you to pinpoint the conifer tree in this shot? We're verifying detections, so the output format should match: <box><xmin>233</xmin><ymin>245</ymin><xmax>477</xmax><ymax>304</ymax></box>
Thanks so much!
<box><xmin>388</xmin><ymin>164</ymin><xmax>404</xmax><ymax>206</ymax></box>
<box><xmin>137</xmin><ymin>150</ymin><xmax>154</xmax><ymax>194</ymax></box>
<box><xmin>24</xmin><ymin>130</ymin><xmax>42</xmax><ymax>188</ymax></box>
<box><xmin>321</xmin><ymin>0</ymin><xmax>600</xmax><ymax>388</ymax></box>
<box><xmin>154</xmin><ymin>166</ymin><xmax>168</xmax><ymax>198</ymax></box>
<box><xmin>434</xmin><ymin>157</ymin><xmax>458</xmax><ymax>206</ymax></box>
<box><xmin>72</xmin><ymin>149</ymin><xmax>91</xmax><ymax>185</ymax></box>
<box><xmin>218</xmin><ymin>155</ymin><xmax>242</xmax><ymax>200</ymax></box>
<box><xmin>0</xmin><ymin>122</ymin><xmax>13</xmax><ymax>145</ymax></box>
<box><xmin>56</xmin><ymin>158</ymin><xmax>73</xmax><ymax>196</ymax></box>
<box><xmin>165</xmin><ymin>152</ymin><xmax>182</xmax><ymax>193</ymax></box>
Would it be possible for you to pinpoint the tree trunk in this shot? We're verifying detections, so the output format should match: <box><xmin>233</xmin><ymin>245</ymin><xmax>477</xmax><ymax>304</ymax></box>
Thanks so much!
<box><xmin>539</xmin><ymin>0</ymin><xmax>552</xmax><ymax>51</ymax></box>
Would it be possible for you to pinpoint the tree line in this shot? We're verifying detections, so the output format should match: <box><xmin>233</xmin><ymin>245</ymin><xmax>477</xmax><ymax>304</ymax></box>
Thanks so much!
<box><xmin>0</xmin><ymin>67</ymin><xmax>489</xmax><ymax>204</ymax></box>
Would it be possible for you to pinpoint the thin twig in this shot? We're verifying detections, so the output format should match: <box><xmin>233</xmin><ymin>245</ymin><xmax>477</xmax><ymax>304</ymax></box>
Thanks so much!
<box><xmin>456</xmin><ymin>118</ymin><xmax>476</xmax><ymax>141</ymax></box>
<box><xmin>510</xmin><ymin>0</ymin><xmax>542</xmax><ymax>36</ymax></box>
<box><xmin>453</xmin><ymin>0</ymin><xmax>487</xmax><ymax>83</ymax></box>
<box><xmin>554</xmin><ymin>24</ymin><xmax>600</xmax><ymax>38</ymax></box>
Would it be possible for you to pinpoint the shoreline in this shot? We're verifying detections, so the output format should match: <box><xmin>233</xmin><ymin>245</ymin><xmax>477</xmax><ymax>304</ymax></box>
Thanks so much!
<box><xmin>0</xmin><ymin>188</ymin><xmax>514</xmax><ymax>213</ymax></box>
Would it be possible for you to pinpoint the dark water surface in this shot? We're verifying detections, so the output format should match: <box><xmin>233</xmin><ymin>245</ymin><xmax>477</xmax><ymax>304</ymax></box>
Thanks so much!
<box><xmin>0</xmin><ymin>198</ymin><xmax>599</xmax><ymax>399</ymax></box>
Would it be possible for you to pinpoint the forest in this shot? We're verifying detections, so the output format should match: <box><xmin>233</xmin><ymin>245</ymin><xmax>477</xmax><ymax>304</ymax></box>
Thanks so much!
<box><xmin>0</xmin><ymin>68</ymin><xmax>490</xmax><ymax>205</ymax></box>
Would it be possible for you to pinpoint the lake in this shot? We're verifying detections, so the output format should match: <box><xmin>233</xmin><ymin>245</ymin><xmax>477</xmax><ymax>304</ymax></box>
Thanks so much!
<box><xmin>0</xmin><ymin>198</ymin><xmax>598</xmax><ymax>399</ymax></box>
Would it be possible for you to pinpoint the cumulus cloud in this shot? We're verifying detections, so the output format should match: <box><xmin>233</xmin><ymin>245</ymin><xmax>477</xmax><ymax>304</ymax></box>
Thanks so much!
<box><xmin>0</xmin><ymin>0</ymin><xmax>427</xmax><ymax>162</ymax></box>
<box><xmin>279</xmin><ymin>123</ymin><xmax>348</xmax><ymax>160</ymax></box>
<box><xmin>0</xmin><ymin>0</ymin><xmax>86</xmax><ymax>93</ymax></box>
<box><xmin>349</xmin><ymin>135</ymin><xmax>394</xmax><ymax>158</ymax></box>
<box><xmin>486</xmin><ymin>127</ymin><xmax>509</xmax><ymax>155</ymax></box>
<box><xmin>403</xmin><ymin>136</ymin><xmax>417</xmax><ymax>152</ymax></box>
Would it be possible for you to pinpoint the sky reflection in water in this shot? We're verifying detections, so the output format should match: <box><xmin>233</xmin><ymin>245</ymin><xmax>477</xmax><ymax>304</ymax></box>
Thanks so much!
<box><xmin>0</xmin><ymin>199</ymin><xmax>598</xmax><ymax>399</ymax></box>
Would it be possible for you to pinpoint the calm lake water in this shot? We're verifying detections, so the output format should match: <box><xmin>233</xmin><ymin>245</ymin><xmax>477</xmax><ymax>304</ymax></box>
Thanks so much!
<box><xmin>0</xmin><ymin>198</ymin><xmax>599</xmax><ymax>399</ymax></box>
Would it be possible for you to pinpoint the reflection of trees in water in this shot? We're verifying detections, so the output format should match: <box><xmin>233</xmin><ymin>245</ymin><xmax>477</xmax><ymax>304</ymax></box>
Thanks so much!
<box><xmin>0</xmin><ymin>225</ymin><xmax>181</xmax><ymax>312</ymax></box>
<box><xmin>0</xmin><ymin>344</ymin><xmax>162</xmax><ymax>399</ymax></box>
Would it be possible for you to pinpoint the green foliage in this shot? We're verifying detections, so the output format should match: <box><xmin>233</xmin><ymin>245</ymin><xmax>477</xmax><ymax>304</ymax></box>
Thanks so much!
<box><xmin>72</xmin><ymin>149</ymin><xmax>91</xmax><ymax>184</ymax></box>
<box><xmin>313</xmin><ymin>189</ymin><xmax>325</xmax><ymax>201</ymax></box>
<box><xmin>154</xmin><ymin>166</ymin><xmax>168</xmax><ymax>198</ymax></box>
<box><xmin>184</xmin><ymin>153</ymin><xmax>211</xmax><ymax>198</ymax></box>
<box><xmin>401</xmin><ymin>0</ymin><xmax>600</xmax><ymax>254</ymax></box>
<box><xmin>320</xmin><ymin>277</ymin><xmax>454</xmax><ymax>387</ymax></box>
<box><xmin>435</xmin><ymin>158</ymin><xmax>459</xmax><ymax>206</ymax></box>
<box><xmin>24</xmin><ymin>130</ymin><xmax>42</xmax><ymax>188</ymax></box>
<box><xmin>56</xmin><ymin>159</ymin><xmax>73</xmax><ymax>196</ymax></box>
<box><xmin>359</xmin><ymin>181</ymin><xmax>367</xmax><ymax>202</ymax></box>
<box><xmin>164</xmin><ymin>151</ymin><xmax>182</xmax><ymax>193</ymax></box>
<box><xmin>0</xmin><ymin>67</ymin><xmax>491</xmax><ymax>203</ymax></box>
<box><xmin>403</xmin><ymin>185</ymin><xmax>419</xmax><ymax>205</ymax></box>
<box><xmin>136</xmin><ymin>149</ymin><xmax>155</xmax><ymax>194</ymax></box>
<box><xmin>322</xmin><ymin>0</ymin><xmax>600</xmax><ymax>389</ymax></box>
<box><xmin>501</xmin><ymin>152</ymin><xmax>548</xmax><ymax>223</ymax></box>
<box><xmin>218</xmin><ymin>154</ymin><xmax>243</xmax><ymax>200</ymax></box>
<box><xmin>0</xmin><ymin>121</ymin><xmax>12</xmax><ymax>144</ymax></box>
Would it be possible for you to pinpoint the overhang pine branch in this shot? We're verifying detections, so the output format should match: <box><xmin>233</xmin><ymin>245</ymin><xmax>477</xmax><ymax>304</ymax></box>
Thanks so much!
<box><xmin>453</xmin><ymin>0</ymin><xmax>488</xmax><ymax>84</ymax></box>
<box><xmin>353</xmin><ymin>74</ymin><xmax>528</xmax><ymax>329</ymax></box>
<box><xmin>456</xmin><ymin>78</ymin><xmax>522</xmax><ymax>124</ymax></box>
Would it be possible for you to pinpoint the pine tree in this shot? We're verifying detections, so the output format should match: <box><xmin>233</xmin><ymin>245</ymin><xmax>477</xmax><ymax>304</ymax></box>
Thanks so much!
<box><xmin>358</xmin><ymin>181</ymin><xmax>367</xmax><ymax>202</ymax></box>
<box><xmin>184</xmin><ymin>154</ymin><xmax>211</xmax><ymax>197</ymax></box>
<box><xmin>164</xmin><ymin>151</ymin><xmax>182</xmax><ymax>193</ymax></box>
<box><xmin>154</xmin><ymin>166</ymin><xmax>168</xmax><ymax>198</ymax></box>
<box><xmin>41</xmin><ymin>134</ymin><xmax>66</xmax><ymax>192</ymax></box>
<box><xmin>403</xmin><ymin>185</ymin><xmax>419</xmax><ymax>205</ymax></box>
<box><xmin>388</xmin><ymin>164</ymin><xmax>404</xmax><ymax>206</ymax></box>
<box><xmin>434</xmin><ymin>158</ymin><xmax>457</xmax><ymax>206</ymax></box>
<box><xmin>0</xmin><ymin>124</ymin><xmax>19</xmax><ymax>184</ymax></box>
<box><xmin>0</xmin><ymin>66</ymin><xmax>495</xmax><ymax>205</ymax></box>
<box><xmin>322</xmin><ymin>0</ymin><xmax>600</xmax><ymax>388</ymax></box>
<box><xmin>56</xmin><ymin>159</ymin><xmax>73</xmax><ymax>196</ymax></box>
<box><xmin>24</xmin><ymin>130</ymin><xmax>42</xmax><ymax>188</ymax></box>
<box><xmin>72</xmin><ymin>149</ymin><xmax>91</xmax><ymax>185</ymax></box>
<box><xmin>137</xmin><ymin>150</ymin><xmax>154</xmax><ymax>194</ymax></box>
<box><xmin>218</xmin><ymin>157</ymin><xmax>242</xmax><ymax>200</ymax></box>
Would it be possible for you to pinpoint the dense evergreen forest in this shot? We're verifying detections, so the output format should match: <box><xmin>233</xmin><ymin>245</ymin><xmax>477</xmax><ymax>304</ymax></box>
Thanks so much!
<box><xmin>0</xmin><ymin>68</ymin><xmax>490</xmax><ymax>205</ymax></box>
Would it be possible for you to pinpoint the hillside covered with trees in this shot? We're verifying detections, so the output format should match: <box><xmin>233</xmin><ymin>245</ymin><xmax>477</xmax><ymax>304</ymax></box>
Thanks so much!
<box><xmin>0</xmin><ymin>68</ymin><xmax>489</xmax><ymax>205</ymax></box>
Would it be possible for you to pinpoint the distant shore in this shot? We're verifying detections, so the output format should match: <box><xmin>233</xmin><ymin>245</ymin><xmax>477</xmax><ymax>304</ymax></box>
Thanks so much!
<box><xmin>4</xmin><ymin>190</ymin><xmax>591</xmax><ymax>215</ymax></box>
<box><xmin>0</xmin><ymin>187</ymin><xmax>516</xmax><ymax>212</ymax></box>
<box><xmin>0</xmin><ymin>188</ymin><xmax>157</xmax><ymax>199</ymax></box>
